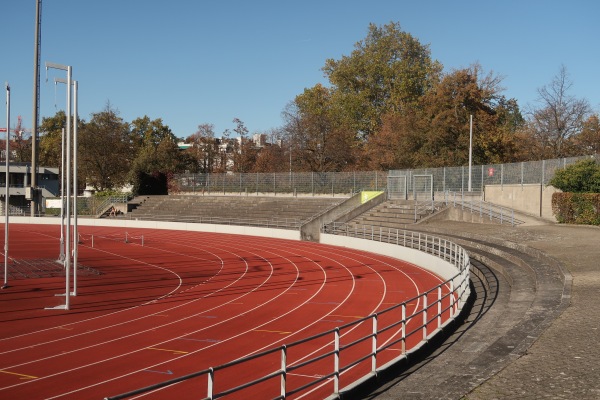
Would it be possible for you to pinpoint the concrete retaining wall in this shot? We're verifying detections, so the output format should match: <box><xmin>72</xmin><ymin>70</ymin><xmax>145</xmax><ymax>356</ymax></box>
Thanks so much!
<box><xmin>321</xmin><ymin>233</ymin><xmax>459</xmax><ymax>282</ymax></box>
<box><xmin>9</xmin><ymin>216</ymin><xmax>301</xmax><ymax>241</ymax></box>
<box><xmin>484</xmin><ymin>184</ymin><xmax>560</xmax><ymax>219</ymax></box>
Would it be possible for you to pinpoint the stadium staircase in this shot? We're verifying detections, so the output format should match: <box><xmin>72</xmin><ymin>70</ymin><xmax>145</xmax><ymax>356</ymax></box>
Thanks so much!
<box><xmin>341</xmin><ymin>199</ymin><xmax>439</xmax><ymax>229</ymax></box>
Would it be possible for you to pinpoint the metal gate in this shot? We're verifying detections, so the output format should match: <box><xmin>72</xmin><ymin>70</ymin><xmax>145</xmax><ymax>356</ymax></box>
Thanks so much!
<box><xmin>387</xmin><ymin>174</ymin><xmax>407</xmax><ymax>199</ymax></box>
<box><xmin>413</xmin><ymin>174</ymin><xmax>433</xmax><ymax>201</ymax></box>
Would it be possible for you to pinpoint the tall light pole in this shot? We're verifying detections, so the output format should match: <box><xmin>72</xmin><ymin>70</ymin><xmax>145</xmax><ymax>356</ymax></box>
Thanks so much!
<box><xmin>3</xmin><ymin>83</ymin><xmax>10</xmax><ymax>290</ymax></box>
<box><xmin>45</xmin><ymin>62</ymin><xmax>72</xmax><ymax>310</ymax></box>
<box><xmin>31</xmin><ymin>0</ymin><xmax>42</xmax><ymax>217</ymax></box>
<box><xmin>468</xmin><ymin>114</ymin><xmax>473</xmax><ymax>192</ymax></box>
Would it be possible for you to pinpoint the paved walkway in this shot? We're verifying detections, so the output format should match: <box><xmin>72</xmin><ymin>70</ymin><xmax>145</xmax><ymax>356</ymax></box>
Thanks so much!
<box><xmin>358</xmin><ymin>219</ymin><xmax>600</xmax><ymax>399</ymax></box>
<box><xmin>465</xmin><ymin>222</ymin><xmax>600</xmax><ymax>399</ymax></box>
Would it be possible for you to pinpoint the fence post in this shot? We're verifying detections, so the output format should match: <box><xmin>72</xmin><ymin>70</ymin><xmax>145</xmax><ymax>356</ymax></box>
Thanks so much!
<box><xmin>541</xmin><ymin>159</ymin><xmax>545</xmax><ymax>185</ymax></box>
<box><xmin>521</xmin><ymin>162</ymin><xmax>524</xmax><ymax>188</ymax></box>
<box><xmin>481</xmin><ymin>165</ymin><xmax>484</xmax><ymax>192</ymax></box>
<box><xmin>401</xmin><ymin>303</ymin><xmax>407</xmax><ymax>355</ymax></box>
<box><xmin>443</xmin><ymin>167</ymin><xmax>446</xmax><ymax>193</ymax></box>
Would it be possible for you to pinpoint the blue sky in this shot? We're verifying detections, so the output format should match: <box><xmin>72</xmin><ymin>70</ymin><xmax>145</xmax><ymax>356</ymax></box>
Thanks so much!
<box><xmin>3</xmin><ymin>0</ymin><xmax>599</xmax><ymax>139</ymax></box>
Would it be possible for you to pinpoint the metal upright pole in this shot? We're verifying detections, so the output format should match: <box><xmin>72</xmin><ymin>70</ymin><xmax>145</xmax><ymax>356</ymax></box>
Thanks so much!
<box><xmin>59</xmin><ymin>127</ymin><xmax>65</xmax><ymax>261</ymax></box>
<box><xmin>45</xmin><ymin>62</ymin><xmax>72</xmax><ymax>310</ymax></box>
<box><xmin>3</xmin><ymin>83</ymin><xmax>10</xmax><ymax>289</ymax></box>
<box><xmin>56</xmin><ymin>77</ymin><xmax>78</xmax><ymax>294</ymax></box>
<box><xmin>468</xmin><ymin>115</ymin><xmax>473</xmax><ymax>192</ymax></box>
<box><xmin>72</xmin><ymin>80</ymin><xmax>78</xmax><ymax>296</ymax></box>
<box><xmin>31</xmin><ymin>0</ymin><xmax>42</xmax><ymax>217</ymax></box>
<box><xmin>64</xmin><ymin>66</ymin><xmax>71</xmax><ymax>309</ymax></box>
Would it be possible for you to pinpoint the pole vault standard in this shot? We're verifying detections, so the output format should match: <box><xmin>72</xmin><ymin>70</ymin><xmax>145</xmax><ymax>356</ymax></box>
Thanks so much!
<box><xmin>2</xmin><ymin>83</ymin><xmax>10</xmax><ymax>290</ymax></box>
<box><xmin>45</xmin><ymin>62</ymin><xmax>74</xmax><ymax>310</ymax></box>
<box><xmin>54</xmin><ymin>77</ymin><xmax>79</xmax><ymax>296</ymax></box>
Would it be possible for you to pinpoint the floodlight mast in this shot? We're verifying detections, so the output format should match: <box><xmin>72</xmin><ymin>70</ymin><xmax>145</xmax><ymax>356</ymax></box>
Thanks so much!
<box><xmin>3</xmin><ymin>83</ymin><xmax>10</xmax><ymax>290</ymax></box>
<box><xmin>31</xmin><ymin>0</ymin><xmax>42</xmax><ymax>217</ymax></box>
<box><xmin>45</xmin><ymin>62</ymin><xmax>72</xmax><ymax>310</ymax></box>
<box><xmin>468</xmin><ymin>115</ymin><xmax>473</xmax><ymax>192</ymax></box>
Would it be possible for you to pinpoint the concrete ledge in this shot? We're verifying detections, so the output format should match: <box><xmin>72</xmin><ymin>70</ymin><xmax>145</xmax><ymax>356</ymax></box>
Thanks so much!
<box><xmin>9</xmin><ymin>216</ymin><xmax>302</xmax><ymax>241</ymax></box>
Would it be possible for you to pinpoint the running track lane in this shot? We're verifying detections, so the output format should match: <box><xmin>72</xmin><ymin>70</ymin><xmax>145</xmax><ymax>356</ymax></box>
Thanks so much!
<box><xmin>0</xmin><ymin>224</ymin><xmax>450</xmax><ymax>399</ymax></box>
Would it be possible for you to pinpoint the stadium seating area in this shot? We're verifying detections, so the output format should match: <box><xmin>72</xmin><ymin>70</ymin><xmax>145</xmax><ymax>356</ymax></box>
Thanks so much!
<box><xmin>127</xmin><ymin>195</ymin><xmax>346</xmax><ymax>228</ymax></box>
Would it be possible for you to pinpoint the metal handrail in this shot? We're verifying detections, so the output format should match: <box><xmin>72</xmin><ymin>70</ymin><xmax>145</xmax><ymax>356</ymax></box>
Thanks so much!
<box><xmin>93</xmin><ymin>195</ymin><xmax>129</xmax><ymax>216</ymax></box>
<box><xmin>104</xmin><ymin>225</ymin><xmax>470</xmax><ymax>400</ymax></box>
<box><xmin>444</xmin><ymin>191</ymin><xmax>524</xmax><ymax>226</ymax></box>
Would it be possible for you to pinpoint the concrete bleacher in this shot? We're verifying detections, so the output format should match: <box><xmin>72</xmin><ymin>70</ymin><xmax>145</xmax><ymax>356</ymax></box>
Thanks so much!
<box><xmin>343</xmin><ymin>199</ymin><xmax>434</xmax><ymax>229</ymax></box>
<box><xmin>127</xmin><ymin>195</ymin><xmax>346</xmax><ymax>228</ymax></box>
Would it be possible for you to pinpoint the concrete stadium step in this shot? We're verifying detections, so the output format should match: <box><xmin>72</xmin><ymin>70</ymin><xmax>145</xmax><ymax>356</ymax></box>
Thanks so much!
<box><xmin>127</xmin><ymin>195</ymin><xmax>345</xmax><ymax>226</ymax></box>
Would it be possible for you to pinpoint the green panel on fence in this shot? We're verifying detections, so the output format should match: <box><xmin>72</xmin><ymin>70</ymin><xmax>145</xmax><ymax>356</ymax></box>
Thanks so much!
<box><xmin>361</xmin><ymin>191</ymin><xmax>384</xmax><ymax>204</ymax></box>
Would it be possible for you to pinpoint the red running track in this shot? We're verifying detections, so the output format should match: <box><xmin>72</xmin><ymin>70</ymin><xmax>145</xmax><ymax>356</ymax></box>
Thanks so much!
<box><xmin>0</xmin><ymin>224</ymin><xmax>448</xmax><ymax>399</ymax></box>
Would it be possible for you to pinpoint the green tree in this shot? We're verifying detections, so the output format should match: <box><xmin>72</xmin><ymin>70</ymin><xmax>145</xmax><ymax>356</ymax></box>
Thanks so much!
<box><xmin>39</xmin><ymin>111</ymin><xmax>67</xmax><ymax>167</ymax></box>
<box><xmin>284</xmin><ymin>84</ymin><xmax>356</xmax><ymax>172</ymax></box>
<box><xmin>129</xmin><ymin>116</ymin><xmax>181</xmax><ymax>195</ymax></box>
<box><xmin>417</xmin><ymin>66</ymin><xmax>509</xmax><ymax>166</ymax></box>
<box><xmin>366</xmin><ymin>65</ymin><xmax>522</xmax><ymax>169</ymax></box>
<box><xmin>11</xmin><ymin>117</ymin><xmax>32</xmax><ymax>163</ymax></box>
<box><xmin>79</xmin><ymin>104</ymin><xmax>131</xmax><ymax>191</ymax></box>
<box><xmin>185</xmin><ymin>123</ymin><xmax>222</xmax><ymax>173</ymax></box>
<box><xmin>231</xmin><ymin>118</ymin><xmax>257</xmax><ymax>173</ymax></box>
<box><xmin>549</xmin><ymin>159</ymin><xmax>600</xmax><ymax>193</ymax></box>
<box><xmin>365</xmin><ymin>111</ymin><xmax>424</xmax><ymax>170</ymax></box>
<box><xmin>323</xmin><ymin>21</ymin><xmax>442</xmax><ymax>140</ymax></box>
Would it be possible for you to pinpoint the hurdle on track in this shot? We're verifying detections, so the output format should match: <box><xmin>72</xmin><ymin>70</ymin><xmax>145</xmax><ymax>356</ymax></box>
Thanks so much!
<box><xmin>78</xmin><ymin>232</ymin><xmax>144</xmax><ymax>248</ymax></box>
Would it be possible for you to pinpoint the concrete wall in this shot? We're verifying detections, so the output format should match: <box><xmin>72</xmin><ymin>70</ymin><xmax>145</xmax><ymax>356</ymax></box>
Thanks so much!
<box><xmin>321</xmin><ymin>233</ymin><xmax>459</xmax><ymax>282</ymax></box>
<box><xmin>300</xmin><ymin>191</ymin><xmax>387</xmax><ymax>242</ymax></box>
<box><xmin>484</xmin><ymin>184</ymin><xmax>560</xmax><ymax>220</ymax></box>
<box><xmin>10</xmin><ymin>216</ymin><xmax>301</xmax><ymax>241</ymax></box>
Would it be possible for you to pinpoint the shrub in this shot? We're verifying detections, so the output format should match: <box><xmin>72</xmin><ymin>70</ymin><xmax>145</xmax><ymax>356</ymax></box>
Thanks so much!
<box><xmin>552</xmin><ymin>192</ymin><xmax>600</xmax><ymax>225</ymax></box>
<box><xmin>549</xmin><ymin>158</ymin><xmax>600</xmax><ymax>193</ymax></box>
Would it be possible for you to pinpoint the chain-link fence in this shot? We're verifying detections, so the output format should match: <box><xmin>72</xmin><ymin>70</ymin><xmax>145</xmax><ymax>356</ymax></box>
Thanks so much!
<box><xmin>174</xmin><ymin>171</ymin><xmax>387</xmax><ymax>196</ymax></box>
<box><xmin>173</xmin><ymin>154</ymin><xmax>598</xmax><ymax>198</ymax></box>
<box><xmin>387</xmin><ymin>154</ymin><xmax>598</xmax><ymax>199</ymax></box>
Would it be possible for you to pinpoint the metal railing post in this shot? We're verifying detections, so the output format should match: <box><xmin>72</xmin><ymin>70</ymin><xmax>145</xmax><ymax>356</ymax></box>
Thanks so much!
<box><xmin>207</xmin><ymin>367</ymin><xmax>214</xmax><ymax>400</ymax></box>
<box><xmin>334</xmin><ymin>328</ymin><xmax>340</xmax><ymax>394</ymax></box>
<box><xmin>437</xmin><ymin>287</ymin><xmax>442</xmax><ymax>329</ymax></box>
<box><xmin>280</xmin><ymin>345</ymin><xmax>287</xmax><ymax>399</ymax></box>
<box><xmin>450</xmin><ymin>281</ymin><xmax>455</xmax><ymax>318</ymax></box>
<box><xmin>422</xmin><ymin>293</ymin><xmax>428</xmax><ymax>341</ymax></box>
<box><xmin>401</xmin><ymin>303</ymin><xmax>406</xmax><ymax>355</ymax></box>
<box><xmin>372</xmin><ymin>314</ymin><xmax>378</xmax><ymax>373</ymax></box>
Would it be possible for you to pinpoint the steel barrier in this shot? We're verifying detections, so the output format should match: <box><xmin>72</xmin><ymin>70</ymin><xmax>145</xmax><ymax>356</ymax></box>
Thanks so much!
<box><xmin>105</xmin><ymin>225</ymin><xmax>470</xmax><ymax>400</ymax></box>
